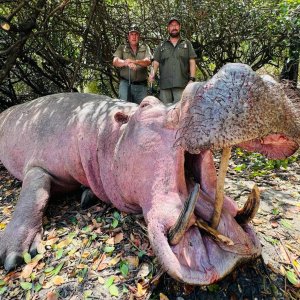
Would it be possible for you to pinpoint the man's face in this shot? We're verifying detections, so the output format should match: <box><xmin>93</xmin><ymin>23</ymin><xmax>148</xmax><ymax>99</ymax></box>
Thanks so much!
<box><xmin>168</xmin><ymin>21</ymin><xmax>180</xmax><ymax>38</ymax></box>
<box><xmin>128</xmin><ymin>31</ymin><xmax>140</xmax><ymax>46</ymax></box>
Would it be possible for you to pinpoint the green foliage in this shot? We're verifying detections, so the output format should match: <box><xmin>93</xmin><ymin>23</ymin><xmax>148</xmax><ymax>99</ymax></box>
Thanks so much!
<box><xmin>0</xmin><ymin>0</ymin><xmax>299</xmax><ymax>105</ymax></box>
<box><xmin>234</xmin><ymin>148</ymin><xmax>299</xmax><ymax>178</ymax></box>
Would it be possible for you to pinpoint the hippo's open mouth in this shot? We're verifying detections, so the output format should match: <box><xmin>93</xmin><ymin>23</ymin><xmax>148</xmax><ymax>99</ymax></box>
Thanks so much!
<box><xmin>157</xmin><ymin>148</ymin><xmax>262</xmax><ymax>284</ymax></box>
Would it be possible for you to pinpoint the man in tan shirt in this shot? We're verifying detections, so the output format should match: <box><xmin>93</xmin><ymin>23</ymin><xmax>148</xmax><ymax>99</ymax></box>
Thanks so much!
<box><xmin>113</xmin><ymin>25</ymin><xmax>152</xmax><ymax>104</ymax></box>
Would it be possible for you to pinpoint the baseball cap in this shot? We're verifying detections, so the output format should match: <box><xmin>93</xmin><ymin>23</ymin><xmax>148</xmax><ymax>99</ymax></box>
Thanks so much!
<box><xmin>129</xmin><ymin>24</ymin><xmax>140</xmax><ymax>33</ymax></box>
<box><xmin>168</xmin><ymin>17</ymin><xmax>180</xmax><ymax>25</ymax></box>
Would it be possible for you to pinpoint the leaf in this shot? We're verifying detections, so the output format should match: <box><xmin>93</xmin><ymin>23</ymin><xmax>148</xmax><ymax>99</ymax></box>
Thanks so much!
<box><xmin>207</xmin><ymin>283</ymin><xmax>220</xmax><ymax>292</ymax></box>
<box><xmin>52</xmin><ymin>275</ymin><xmax>65</xmax><ymax>286</ymax></box>
<box><xmin>0</xmin><ymin>287</ymin><xmax>7</xmax><ymax>295</ymax></box>
<box><xmin>46</xmin><ymin>290</ymin><xmax>58</xmax><ymax>300</ymax></box>
<box><xmin>280</xmin><ymin>219</ymin><xmax>293</xmax><ymax>229</ymax></box>
<box><xmin>114</xmin><ymin>232</ymin><xmax>124</xmax><ymax>244</ymax></box>
<box><xmin>125</xmin><ymin>256</ymin><xmax>139</xmax><ymax>268</ymax></box>
<box><xmin>44</xmin><ymin>267</ymin><xmax>55</xmax><ymax>273</ymax></box>
<box><xmin>23</xmin><ymin>252</ymin><xmax>32</xmax><ymax>264</ymax></box>
<box><xmin>109</xmin><ymin>284</ymin><xmax>119</xmax><ymax>297</ymax></box>
<box><xmin>138</xmin><ymin>250</ymin><xmax>146</xmax><ymax>258</ymax></box>
<box><xmin>55</xmin><ymin>248</ymin><xmax>64</xmax><ymax>260</ymax></box>
<box><xmin>84</xmin><ymin>290</ymin><xmax>93</xmax><ymax>299</ymax></box>
<box><xmin>45</xmin><ymin>238</ymin><xmax>59</xmax><ymax>246</ymax></box>
<box><xmin>120</xmin><ymin>261</ymin><xmax>129</xmax><ymax>277</ymax></box>
<box><xmin>113</xmin><ymin>211</ymin><xmax>120</xmax><ymax>220</ymax></box>
<box><xmin>98</xmin><ymin>276</ymin><xmax>105</xmax><ymax>284</ymax></box>
<box><xmin>81</xmin><ymin>251</ymin><xmax>90</xmax><ymax>258</ymax></box>
<box><xmin>136</xmin><ymin>282</ymin><xmax>147</xmax><ymax>297</ymax></box>
<box><xmin>77</xmin><ymin>264</ymin><xmax>88</xmax><ymax>269</ymax></box>
<box><xmin>34</xmin><ymin>283</ymin><xmax>42</xmax><ymax>293</ymax></box>
<box><xmin>0</xmin><ymin>280</ymin><xmax>5</xmax><ymax>287</ymax></box>
<box><xmin>20</xmin><ymin>281</ymin><xmax>33</xmax><ymax>290</ymax></box>
<box><xmin>108</xmin><ymin>255</ymin><xmax>121</xmax><ymax>266</ymax></box>
<box><xmin>111</xmin><ymin>219</ymin><xmax>118</xmax><ymax>228</ymax></box>
<box><xmin>137</xmin><ymin>262</ymin><xmax>151</xmax><ymax>278</ymax></box>
<box><xmin>106</xmin><ymin>237</ymin><xmax>115</xmax><ymax>245</ymax></box>
<box><xmin>0</xmin><ymin>222</ymin><xmax>6</xmax><ymax>230</ymax></box>
<box><xmin>1</xmin><ymin>22</ymin><xmax>10</xmax><ymax>31</ymax></box>
<box><xmin>103</xmin><ymin>246</ymin><xmax>115</xmax><ymax>253</ymax></box>
<box><xmin>159</xmin><ymin>293</ymin><xmax>169</xmax><ymax>300</ymax></box>
<box><xmin>2</xmin><ymin>207</ymin><xmax>11</xmax><ymax>216</ymax></box>
<box><xmin>47</xmin><ymin>262</ymin><xmax>64</xmax><ymax>277</ymax></box>
<box><xmin>21</xmin><ymin>263</ymin><xmax>35</xmax><ymax>279</ymax></box>
<box><xmin>286</xmin><ymin>270</ymin><xmax>299</xmax><ymax>285</ymax></box>
<box><xmin>56</xmin><ymin>238</ymin><xmax>72</xmax><ymax>249</ymax></box>
<box><xmin>32</xmin><ymin>254</ymin><xmax>44</xmax><ymax>263</ymax></box>
<box><xmin>104</xmin><ymin>276</ymin><xmax>114</xmax><ymax>288</ymax></box>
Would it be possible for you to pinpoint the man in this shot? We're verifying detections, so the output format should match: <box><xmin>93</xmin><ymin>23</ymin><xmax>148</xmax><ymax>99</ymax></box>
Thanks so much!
<box><xmin>113</xmin><ymin>25</ymin><xmax>152</xmax><ymax>104</ymax></box>
<box><xmin>149</xmin><ymin>17</ymin><xmax>197</xmax><ymax>104</ymax></box>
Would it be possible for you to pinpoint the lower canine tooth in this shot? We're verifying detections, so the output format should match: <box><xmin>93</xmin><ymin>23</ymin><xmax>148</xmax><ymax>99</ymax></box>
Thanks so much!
<box><xmin>168</xmin><ymin>184</ymin><xmax>200</xmax><ymax>245</ymax></box>
<box><xmin>235</xmin><ymin>185</ymin><xmax>260</xmax><ymax>224</ymax></box>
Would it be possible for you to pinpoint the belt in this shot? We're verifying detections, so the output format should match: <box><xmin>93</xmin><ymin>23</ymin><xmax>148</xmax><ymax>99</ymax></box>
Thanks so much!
<box><xmin>121</xmin><ymin>78</ymin><xmax>147</xmax><ymax>86</ymax></box>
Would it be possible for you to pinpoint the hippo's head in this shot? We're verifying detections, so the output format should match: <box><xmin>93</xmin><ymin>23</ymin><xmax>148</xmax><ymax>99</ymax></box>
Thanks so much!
<box><xmin>110</xmin><ymin>64</ymin><xmax>299</xmax><ymax>285</ymax></box>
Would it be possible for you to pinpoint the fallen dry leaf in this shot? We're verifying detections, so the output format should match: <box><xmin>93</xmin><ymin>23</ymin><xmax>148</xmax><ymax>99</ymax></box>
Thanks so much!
<box><xmin>114</xmin><ymin>232</ymin><xmax>124</xmax><ymax>244</ymax></box>
<box><xmin>52</xmin><ymin>275</ymin><xmax>65</xmax><ymax>286</ymax></box>
<box><xmin>21</xmin><ymin>261</ymin><xmax>39</xmax><ymax>279</ymax></box>
<box><xmin>159</xmin><ymin>293</ymin><xmax>170</xmax><ymax>300</ymax></box>
<box><xmin>125</xmin><ymin>256</ymin><xmax>139</xmax><ymax>269</ymax></box>
<box><xmin>46</xmin><ymin>290</ymin><xmax>58</xmax><ymax>300</ymax></box>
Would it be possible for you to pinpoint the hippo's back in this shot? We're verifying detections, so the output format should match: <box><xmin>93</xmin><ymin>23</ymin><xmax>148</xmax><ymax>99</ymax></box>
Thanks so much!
<box><xmin>0</xmin><ymin>93</ymin><xmax>133</xmax><ymax>181</ymax></box>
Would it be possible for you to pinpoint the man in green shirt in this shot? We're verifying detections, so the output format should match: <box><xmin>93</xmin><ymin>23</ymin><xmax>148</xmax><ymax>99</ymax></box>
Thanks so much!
<box><xmin>113</xmin><ymin>25</ymin><xmax>152</xmax><ymax>104</ymax></box>
<box><xmin>149</xmin><ymin>17</ymin><xmax>197</xmax><ymax>104</ymax></box>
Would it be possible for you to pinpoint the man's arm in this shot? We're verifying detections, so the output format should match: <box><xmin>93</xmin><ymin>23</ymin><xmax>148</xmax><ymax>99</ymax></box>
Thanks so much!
<box><xmin>189</xmin><ymin>58</ymin><xmax>196</xmax><ymax>78</ymax></box>
<box><xmin>133</xmin><ymin>57</ymin><xmax>151</xmax><ymax>67</ymax></box>
<box><xmin>148</xmin><ymin>60</ymin><xmax>159</xmax><ymax>83</ymax></box>
<box><xmin>113</xmin><ymin>57</ymin><xmax>134</xmax><ymax>68</ymax></box>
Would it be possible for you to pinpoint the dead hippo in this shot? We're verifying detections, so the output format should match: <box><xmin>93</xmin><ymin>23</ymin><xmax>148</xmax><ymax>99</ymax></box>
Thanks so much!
<box><xmin>0</xmin><ymin>63</ymin><xmax>299</xmax><ymax>285</ymax></box>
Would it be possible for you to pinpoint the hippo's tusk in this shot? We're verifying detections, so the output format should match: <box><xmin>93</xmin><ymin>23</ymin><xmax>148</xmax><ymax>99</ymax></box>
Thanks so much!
<box><xmin>235</xmin><ymin>185</ymin><xmax>260</xmax><ymax>224</ymax></box>
<box><xmin>211</xmin><ymin>147</ymin><xmax>232</xmax><ymax>229</ymax></box>
<box><xmin>196</xmin><ymin>218</ymin><xmax>234</xmax><ymax>246</ymax></box>
<box><xmin>168</xmin><ymin>183</ymin><xmax>200</xmax><ymax>245</ymax></box>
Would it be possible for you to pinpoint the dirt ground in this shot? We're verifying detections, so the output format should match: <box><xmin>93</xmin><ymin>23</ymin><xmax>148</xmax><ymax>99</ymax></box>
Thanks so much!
<box><xmin>0</xmin><ymin>151</ymin><xmax>299</xmax><ymax>300</ymax></box>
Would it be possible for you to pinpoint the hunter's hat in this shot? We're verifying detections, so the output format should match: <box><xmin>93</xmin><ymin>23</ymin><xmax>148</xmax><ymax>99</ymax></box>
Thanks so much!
<box><xmin>129</xmin><ymin>24</ymin><xmax>140</xmax><ymax>33</ymax></box>
<box><xmin>168</xmin><ymin>16</ymin><xmax>181</xmax><ymax>25</ymax></box>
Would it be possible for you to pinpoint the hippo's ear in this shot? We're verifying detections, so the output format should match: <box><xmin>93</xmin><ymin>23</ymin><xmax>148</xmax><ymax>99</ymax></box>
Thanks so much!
<box><xmin>114</xmin><ymin>112</ymin><xmax>129</xmax><ymax>124</ymax></box>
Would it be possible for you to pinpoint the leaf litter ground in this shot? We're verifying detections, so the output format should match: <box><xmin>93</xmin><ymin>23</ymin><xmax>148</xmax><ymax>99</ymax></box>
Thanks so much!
<box><xmin>0</xmin><ymin>150</ymin><xmax>299</xmax><ymax>300</ymax></box>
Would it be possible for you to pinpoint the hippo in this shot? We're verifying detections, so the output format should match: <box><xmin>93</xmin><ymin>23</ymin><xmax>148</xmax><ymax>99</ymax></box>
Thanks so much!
<box><xmin>0</xmin><ymin>63</ymin><xmax>299</xmax><ymax>285</ymax></box>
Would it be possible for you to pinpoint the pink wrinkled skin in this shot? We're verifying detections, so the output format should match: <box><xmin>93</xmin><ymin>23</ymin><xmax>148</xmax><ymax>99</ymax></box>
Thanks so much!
<box><xmin>0</xmin><ymin>63</ymin><xmax>299</xmax><ymax>285</ymax></box>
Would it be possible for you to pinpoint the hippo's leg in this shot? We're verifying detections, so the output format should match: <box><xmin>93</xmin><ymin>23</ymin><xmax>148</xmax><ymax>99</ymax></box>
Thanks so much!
<box><xmin>80</xmin><ymin>188</ymin><xmax>99</xmax><ymax>210</ymax></box>
<box><xmin>0</xmin><ymin>167</ymin><xmax>51</xmax><ymax>271</ymax></box>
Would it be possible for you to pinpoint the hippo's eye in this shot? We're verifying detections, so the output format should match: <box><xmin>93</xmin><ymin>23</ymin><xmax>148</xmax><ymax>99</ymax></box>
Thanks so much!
<box><xmin>140</xmin><ymin>101</ymin><xmax>150</xmax><ymax>108</ymax></box>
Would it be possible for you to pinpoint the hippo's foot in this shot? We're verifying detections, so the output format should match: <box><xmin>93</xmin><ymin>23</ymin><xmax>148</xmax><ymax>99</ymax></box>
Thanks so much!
<box><xmin>0</xmin><ymin>224</ymin><xmax>43</xmax><ymax>271</ymax></box>
<box><xmin>81</xmin><ymin>188</ymin><xmax>99</xmax><ymax>210</ymax></box>
<box><xmin>0</xmin><ymin>167</ymin><xmax>51</xmax><ymax>271</ymax></box>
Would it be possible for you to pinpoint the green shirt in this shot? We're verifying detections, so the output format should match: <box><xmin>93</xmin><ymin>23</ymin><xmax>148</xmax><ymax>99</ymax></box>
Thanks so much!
<box><xmin>153</xmin><ymin>38</ymin><xmax>197</xmax><ymax>89</ymax></box>
<box><xmin>113</xmin><ymin>43</ymin><xmax>152</xmax><ymax>82</ymax></box>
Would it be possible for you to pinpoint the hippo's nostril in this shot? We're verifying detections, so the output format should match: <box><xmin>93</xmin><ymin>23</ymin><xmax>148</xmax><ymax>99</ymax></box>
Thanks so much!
<box><xmin>168</xmin><ymin>183</ymin><xmax>200</xmax><ymax>245</ymax></box>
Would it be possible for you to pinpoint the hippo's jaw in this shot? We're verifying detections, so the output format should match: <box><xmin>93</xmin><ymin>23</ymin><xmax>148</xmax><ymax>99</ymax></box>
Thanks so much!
<box><xmin>147</xmin><ymin>149</ymin><xmax>261</xmax><ymax>285</ymax></box>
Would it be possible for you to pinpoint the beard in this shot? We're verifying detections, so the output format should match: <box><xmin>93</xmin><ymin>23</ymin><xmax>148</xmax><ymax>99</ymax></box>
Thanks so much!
<box><xmin>169</xmin><ymin>30</ymin><xmax>180</xmax><ymax>38</ymax></box>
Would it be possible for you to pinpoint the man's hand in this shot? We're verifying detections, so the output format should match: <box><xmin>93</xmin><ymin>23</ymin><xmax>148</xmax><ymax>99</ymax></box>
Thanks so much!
<box><xmin>124</xmin><ymin>58</ymin><xmax>134</xmax><ymax>66</ymax></box>
<box><xmin>128</xmin><ymin>62</ymin><xmax>137</xmax><ymax>70</ymax></box>
<box><xmin>148</xmin><ymin>74</ymin><xmax>155</xmax><ymax>83</ymax></box>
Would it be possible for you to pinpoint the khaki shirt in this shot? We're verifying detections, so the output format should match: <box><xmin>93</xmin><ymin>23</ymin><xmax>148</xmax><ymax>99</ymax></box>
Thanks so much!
<box><xmin>153</xmin><ymin>38</ymin><xmax>197</xmax><ymax>89</ymax></box>
<box><xmin>113</xmin><ymin>43</ymin><xmax>152</xmax><ymax>82</ymax></box>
